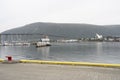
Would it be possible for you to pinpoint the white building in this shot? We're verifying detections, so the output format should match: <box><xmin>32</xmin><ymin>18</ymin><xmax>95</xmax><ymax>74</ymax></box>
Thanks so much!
<box><xmin>95</xmin><ymin>33</ymin><xmax>103</xmax><ymax>40</ymax></box>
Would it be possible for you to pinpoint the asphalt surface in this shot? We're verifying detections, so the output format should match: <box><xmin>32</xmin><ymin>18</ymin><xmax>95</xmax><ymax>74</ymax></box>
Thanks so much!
<box><xmin>0</xmin><ymin>63</ymin><xmax>120</xmax><ymax>80</ymax></box>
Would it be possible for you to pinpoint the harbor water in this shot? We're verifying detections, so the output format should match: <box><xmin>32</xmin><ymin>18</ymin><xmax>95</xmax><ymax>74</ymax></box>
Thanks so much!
<box><xmin>0</xmin><ymin>42</ymin><xmax>120</xmax><ymax>64</ymax></box>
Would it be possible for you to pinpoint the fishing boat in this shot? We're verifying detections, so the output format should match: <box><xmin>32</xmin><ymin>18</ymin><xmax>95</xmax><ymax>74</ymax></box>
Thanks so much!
<box><xmin>36</xmin><ymin>36</ymin><xmax>51</xmax><ymax>47</ymax></box>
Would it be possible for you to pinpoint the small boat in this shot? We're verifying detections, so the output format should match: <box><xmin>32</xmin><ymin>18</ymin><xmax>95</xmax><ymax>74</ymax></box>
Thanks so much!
<box><xmin>14</xmin><ymin>42</ymin><xmax>30</xmax><ymax>46</ymax></box>
<box><xmin>2</xmin><ymin>42</ymin><xmax>14</xmax><ymax>46</ymax></box>
<box><xmin>36</xmin><ymin>36</ymin><xmax>51</xmax><ymax>47</ymax></box>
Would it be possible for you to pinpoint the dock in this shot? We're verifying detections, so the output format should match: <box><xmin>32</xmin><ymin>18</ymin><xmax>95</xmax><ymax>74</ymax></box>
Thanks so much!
<box><xmin>0</xmin><ymin>60</ymin><xmax>120</xmax><ymax>80</ymax></box>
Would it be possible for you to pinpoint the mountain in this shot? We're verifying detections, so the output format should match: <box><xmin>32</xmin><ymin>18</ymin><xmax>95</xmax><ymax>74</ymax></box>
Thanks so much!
<box><xmin>1</xmin><ymin>22</ymin><xmax>120</xmax><ymax>39</ymax></box>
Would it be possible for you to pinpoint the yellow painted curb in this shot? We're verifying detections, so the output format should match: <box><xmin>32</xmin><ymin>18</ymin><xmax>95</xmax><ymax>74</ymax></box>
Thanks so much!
<box><xmin>0</xmin><ymin>59</ymin><xmax>4</xmax><ymax>62</ymax></box>
<box><xmin>20</xmin><ymin>60</ymin><xmax>120</xmax><ymax>68</ymax></box>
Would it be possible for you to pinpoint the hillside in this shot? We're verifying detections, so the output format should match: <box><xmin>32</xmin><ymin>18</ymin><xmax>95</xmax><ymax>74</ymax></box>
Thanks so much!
<box><xmin>2</xmin><ymin>22</ymin><xmax>120</xmax><ymax>39</ymax></box>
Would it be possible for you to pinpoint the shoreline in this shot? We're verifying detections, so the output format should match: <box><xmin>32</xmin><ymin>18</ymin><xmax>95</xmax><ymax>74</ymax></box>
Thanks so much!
<box><xmin>0</xmin><ymin>59</ymin><xmax>120</xmax><ymax>68</ymax></box>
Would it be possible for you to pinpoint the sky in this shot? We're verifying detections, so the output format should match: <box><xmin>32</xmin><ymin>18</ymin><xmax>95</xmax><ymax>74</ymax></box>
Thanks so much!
<box><xmin>0</xmin><ymin>0</ymin><xmax>120</xmax><ymax>32</ymax></box>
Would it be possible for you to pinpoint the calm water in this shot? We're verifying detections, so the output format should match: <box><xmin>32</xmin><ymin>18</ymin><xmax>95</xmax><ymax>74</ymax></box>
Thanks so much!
<box><xmin>0</xmin><ymin>42</ymin><xmax>120</xmax><ymax>64</ymax></box>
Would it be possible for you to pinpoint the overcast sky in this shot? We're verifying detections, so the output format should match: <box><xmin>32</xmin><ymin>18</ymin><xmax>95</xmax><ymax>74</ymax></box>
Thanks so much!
<box><xmin>0</xmin><ymin>0</ymin><xmax>120</xmax><ymax>32</ymax></box>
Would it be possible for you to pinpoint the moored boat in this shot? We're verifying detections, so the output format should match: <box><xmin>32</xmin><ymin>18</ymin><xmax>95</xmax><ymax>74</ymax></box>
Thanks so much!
<box><xmin>36</xmin><ymin>36</ymin><xmax>51</xmax><ymax>47</ymax></box>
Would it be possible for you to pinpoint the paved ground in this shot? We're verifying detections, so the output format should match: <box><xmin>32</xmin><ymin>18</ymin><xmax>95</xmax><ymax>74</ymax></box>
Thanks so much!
<box><xmin>0</xmin><ymin>63</ymin><xmax>120</xmax><ymax>80</ymax></box>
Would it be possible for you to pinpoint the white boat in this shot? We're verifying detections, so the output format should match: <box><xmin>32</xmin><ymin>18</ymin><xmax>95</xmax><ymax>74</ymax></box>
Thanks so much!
<box><xmin>2</xmin><ymin>42</ymin><xmax>14</xmax><ymax>46</ymax></box>
<box><xmin>2</xmin><ymin>41</ymin><xmax>30</xmax><ymax>46</ymax></box>
<box><xmin>14</xmin><ymin>42</ymin><xmax>30</xmax><ymax>46</ymax></box>
<box><xmin>36</xmin><ymin>36</ymin><xmax>51</xmax><ymax>47</ymax></box>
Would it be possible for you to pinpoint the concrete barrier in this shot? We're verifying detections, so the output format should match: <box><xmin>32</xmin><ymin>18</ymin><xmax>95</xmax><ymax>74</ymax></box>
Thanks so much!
<box><xmin>19</xmin><ymin>60</ymin><xmax>120</xmax><ymax>68</ymax></box>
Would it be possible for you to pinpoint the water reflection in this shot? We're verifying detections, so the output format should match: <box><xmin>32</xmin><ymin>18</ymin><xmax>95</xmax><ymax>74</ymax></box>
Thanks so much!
<box><xmin>37</xmin><ymin>47</ymin><xmax>50</xmax><ymax>60</ymax></box>
<box><xmin>96</xmin><ymin>42</ymin><xmax>103</xmax><ymax>55</ymax></box>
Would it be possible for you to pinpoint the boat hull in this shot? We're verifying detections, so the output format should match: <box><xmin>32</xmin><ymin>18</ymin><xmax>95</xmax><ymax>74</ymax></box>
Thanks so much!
<box><xmin>36</xmin><ymin>42</ymin><xmax>51</xmax><ymax>47</ymax></box>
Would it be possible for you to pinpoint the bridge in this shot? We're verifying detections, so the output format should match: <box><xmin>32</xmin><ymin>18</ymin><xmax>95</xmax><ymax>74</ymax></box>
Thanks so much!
<box><xmin>0</xmin><ymin>33</ymin><xmax>70</xmax><ymax>43</ymax></box>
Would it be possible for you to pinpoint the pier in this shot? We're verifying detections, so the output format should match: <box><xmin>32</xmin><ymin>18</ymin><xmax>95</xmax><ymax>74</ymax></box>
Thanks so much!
<box><xmin>0</xmin><ymin>62</ymin><xmax>120</xmax><ymax>80</ymax></box>
<box><xmin>0</xmin><ymin>59</ymin><xmax>120</xmax><ymax>80</ymax></box>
